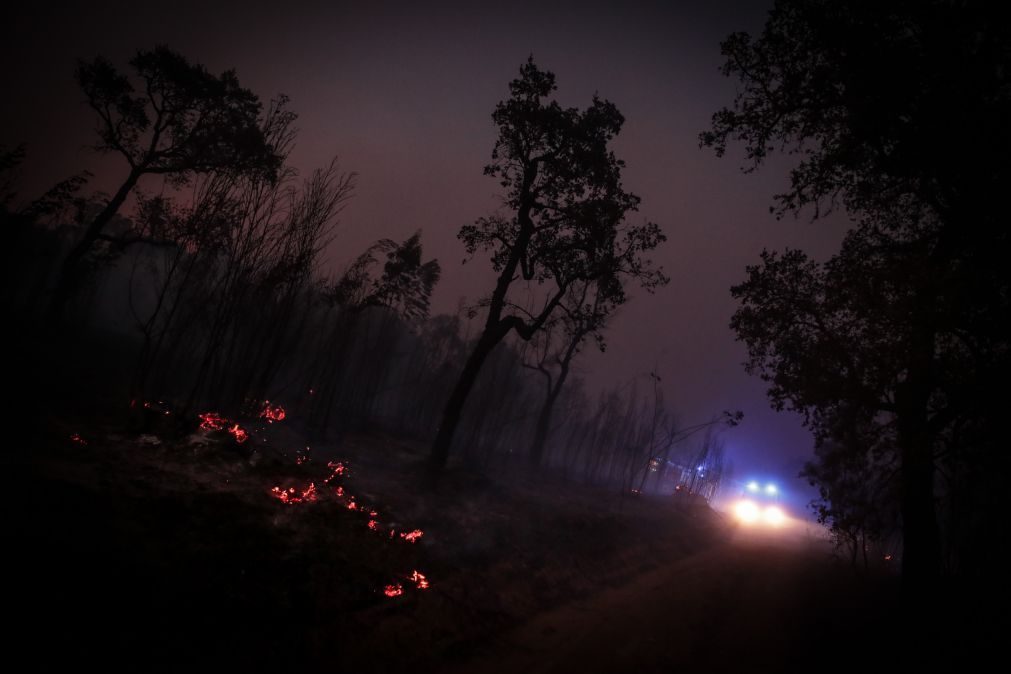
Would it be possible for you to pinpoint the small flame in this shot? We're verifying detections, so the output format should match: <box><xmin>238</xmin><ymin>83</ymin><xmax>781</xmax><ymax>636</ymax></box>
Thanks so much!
<box><xmin>228</xmin><ymin>424</ymin><xmax>249</xmax><ymax>443</ymax></box>
<box><xmin>260</xmin><ymin>400</ymin><xmax>286</xmax><ymax>423</ymax></box>
<box><xmin>368</xmin><ymin>519</ymin><xmax>379</xmax><ymax>530</ymax></box>
<box><xmin>409</xmin><ymin>570</ymin><xmax>430</xmax><ymax>590</ymax></box>
<box><xmin>400</xmin><ymin>529</ymin><xmax>423</xmax><ymax>543</ymax></box>
<box><xmin>384</xmin><ymin>584</ymin><xmax>403</xmax><ymax>598</ymax></box>
<box><xmin>270</xmin><ymin>483</ymin><xmax>318</xmax><ymax>505</ymax></box>
<box><xmin>323</xmin><ymin>461</ymin><xmax>347</xmax><ymax>484</ymax></box>
<box><xmin>198</xmin><ymin>412</ymin><xmax>227</xmax><ymax>431</ymax></box>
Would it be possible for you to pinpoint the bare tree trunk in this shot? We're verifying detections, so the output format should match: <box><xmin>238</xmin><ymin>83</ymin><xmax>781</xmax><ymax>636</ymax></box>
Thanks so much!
<box><xmin>429</xmin><ymin>327</ymin><xmax>503</xmax><ymax>474</ymax></box>
<box><xmin>50</xmin><ymin>169</ymin><xmax>141</xmax><ymax>317</ymax></box>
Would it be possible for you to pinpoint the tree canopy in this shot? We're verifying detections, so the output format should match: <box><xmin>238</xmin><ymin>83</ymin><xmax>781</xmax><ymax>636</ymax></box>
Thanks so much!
<box><xmin>52</xmin><ymin>46</ymin><xmax>290</xmax><ymax>315</ymax></box>
<box><xmin>707</xmin><ymin>0</ymin><xmax>1011</xmax><ymax>582</ymax></box>
<box><xmin>429</xmin><ymin>58</ymin><xmax>667</xmax><ymax>473</ymax></box>
<box><xmin>78</xmin><ymin>45</ymin><xmax>285</xmax><ymax>181</ymax></box>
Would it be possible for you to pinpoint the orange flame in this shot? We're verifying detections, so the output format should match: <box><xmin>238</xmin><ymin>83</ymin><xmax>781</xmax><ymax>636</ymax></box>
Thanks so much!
<box><xmin>228</xmin><ymin>424</ymin><xmax>249</xmax><ymax>443</ymax></box>
<box><xmin>270</xmin><ymin>483</ymin><xmax>318</xmax><ymax>505</ymax></box>
<box><xmin>198</xmin><ymin>412</ymin><xmax>227</xmax><ymax>431</ymax></box>
<box><xmin>260</xmin><ymin>400</ymin><xmax>286</xmax><ymax>423</ymax></box>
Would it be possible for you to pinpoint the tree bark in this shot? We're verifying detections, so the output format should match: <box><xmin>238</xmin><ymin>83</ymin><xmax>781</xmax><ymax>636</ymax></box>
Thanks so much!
<box><xmin>428</xmin><ymin>327</ymin><xmax>503</xmax><ymax>474</ymax></box>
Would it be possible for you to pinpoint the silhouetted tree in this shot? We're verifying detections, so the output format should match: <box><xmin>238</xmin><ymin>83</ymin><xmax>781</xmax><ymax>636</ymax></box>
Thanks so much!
<box><xmin>51</xmin><ymin>46</ymin><xmax>289</xmax><ymax>316</ymax></box>
<box><xmin>803</xmin><ymin>429</ymin><xmax>899</xmax><ymax>570</ymax></box>
<box><xmin>429</xmin><ymin>58</ymin><xmax>667</xmax><ymax>473</ymax></box>
<box><xmin>305</xmin><ymin>233</ymin><xmax>440</xmax><ymax>436</ymax></box>
<box><xmin>704</xmin><ymin>0</ymin><xmax>1010</xmax><ymax>583</ymax></box>
<box><xmin>522</xmin><ymin>279</ymin><xmax>611</xmax><ymax>468</ymax></box>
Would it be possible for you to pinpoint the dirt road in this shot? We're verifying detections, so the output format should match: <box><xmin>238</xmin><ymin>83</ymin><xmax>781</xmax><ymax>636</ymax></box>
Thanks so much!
<box><xmin>445</xmin><ymin>528</ymin><xmax>899</xmax><ymax>672</ymax></box>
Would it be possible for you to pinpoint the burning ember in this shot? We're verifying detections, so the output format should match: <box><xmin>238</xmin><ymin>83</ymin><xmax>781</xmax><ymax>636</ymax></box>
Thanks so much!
<box><xmin>323</xmin><ymin>461</ymin><xmax>348</xmax><ymax>485</ymax></box>
<box><xmin>255</xmin><ymin>422</ymin><xmax>431</xmax><ymax>602</ymax></box>
<box><xmin>270</xmin><ymin>483</ymin><xmax>318</xmax><ymax>505</ymax></box>
<box><xmin>260</xmin><ymin>400</ymin><xmax>286</xmax><ymax>423</ymax></box>
<box><xmin>70</xmin><ymin>433</ymin><xmax>87</xmax><ymax>445</ymax></box>
<box><xmin>142</xmin><ymin>400</ymin><xmax>171</xmax><ymax>415</ymax></box>
<box><xmin>228</xmin><ymin>424</ymin><xmax>249</xmax><ymax>443</ymax></box>
<box><xmin>400</xmin><ymin>529</ymin><xmax>424</xmax><ymax>544</ymax></box>
<box><xmin>198</xmin><ymin>412</ymin><xmax>227</xmax><ymax>431</ymax></box>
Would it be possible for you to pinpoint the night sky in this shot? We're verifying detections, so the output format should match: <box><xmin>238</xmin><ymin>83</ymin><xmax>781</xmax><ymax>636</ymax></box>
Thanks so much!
<box><xmin>4</xmin><ymin>1</ymin><xmax>850</xmax><ymax>509</ymax></box>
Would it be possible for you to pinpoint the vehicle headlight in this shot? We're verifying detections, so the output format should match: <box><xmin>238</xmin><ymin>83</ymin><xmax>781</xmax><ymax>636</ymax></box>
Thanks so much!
<box><xmin>763</xmin><ymin>505</ymin><xmax>785</xmax><ymax>526</ymax></box>
<box><xmin>733</xmin><ymin>499</ymin><xmax>761</xmax><ymax>524</ymax></box>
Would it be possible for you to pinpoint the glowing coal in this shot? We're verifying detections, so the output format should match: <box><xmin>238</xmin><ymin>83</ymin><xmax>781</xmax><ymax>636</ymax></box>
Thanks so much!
<box><xmin>228</xmin><ymin>424</ymin><xmax>249</xmax><ymax>444</ymax></box>
<box><xmin>409</xmin><ymin>570</ymin><xmax>430</xmax><ymax>590</ymax></box>
<box><xmin>198</xmin><ymin>412</ymin><xmax>227</xmax><ymax>431</ymax></box>
<box><xmin>260</xmin><ymin>400</ymin><xmax>286</xmax><ymax>423</ymax></box>
<box><xmin>400</xmin><ymin>529</ymin><xmax>424</xmax><ymax>543</ymax></box>
<box><xmin>270</xmin><ymin>483</ymin><xmax>318</xmax><ymax>505</ymax></box>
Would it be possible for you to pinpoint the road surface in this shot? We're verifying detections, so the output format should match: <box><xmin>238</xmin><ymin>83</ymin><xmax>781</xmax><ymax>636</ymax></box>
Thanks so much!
<box><xmin>446</xmin><ymin>527</ymin><xmax>898</xmax><ymax>672</ymax></box>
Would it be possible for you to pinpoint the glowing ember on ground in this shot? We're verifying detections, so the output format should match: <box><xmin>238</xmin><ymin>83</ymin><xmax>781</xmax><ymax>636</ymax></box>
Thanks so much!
<box><xmin>198</xmin><ymin>412</ymin><xmax>227</xmax><ymax>431</ymax></box>
<box><xmin>323</xmin><ymin>461</ymin><xmax>348</xmax><ymax>485</ymax></box>
<box><xmin>409</xmin><ymin>570</ymin><xmax>430</xmax><ymax>590</ymax></box>
<box><xmin>347</xmin><ymin>499</ymin><xmax>357</xmax><ymax>510</ymax></box>
<box><xmin>296</xmin><ymin>454</ymin><xmax>311</xmax><ymax>465</ymax></box>
<box><xmin>368</xmin><ymin>520</ymin><xmax>379</xmax><ymax>530</ymax></box>
<box><xmin>384</xmin><ymin>584</ymin><xmax>403</xmax><ymax>598</ymax></box>
<box><xmin>228</xmin><ymin>424</ymin><xmax>249</xmax><ymax>443</ymax></box>
<box><xmin>335</xmin><ymin>486</ymin><xmax>345</xmax><ymax>497</ymax></box>
<box><xmin>270</xmin><ymin>483</ymin><xmax>318</xmax><ymax>505</ymax></box>
<box><xmin>70</xmin><ymin>433</ymin><xmax>87</xmax><ymax>445</ymax></box>
<box><xmin>260</xmin><ymin>401</ymin><xmax>286</xmax><ymax>423</ymax></box>
<box><xmin>400</xmin><ymin>529</ymin><xmax>423</xmax><ymax>543</ymax></box>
